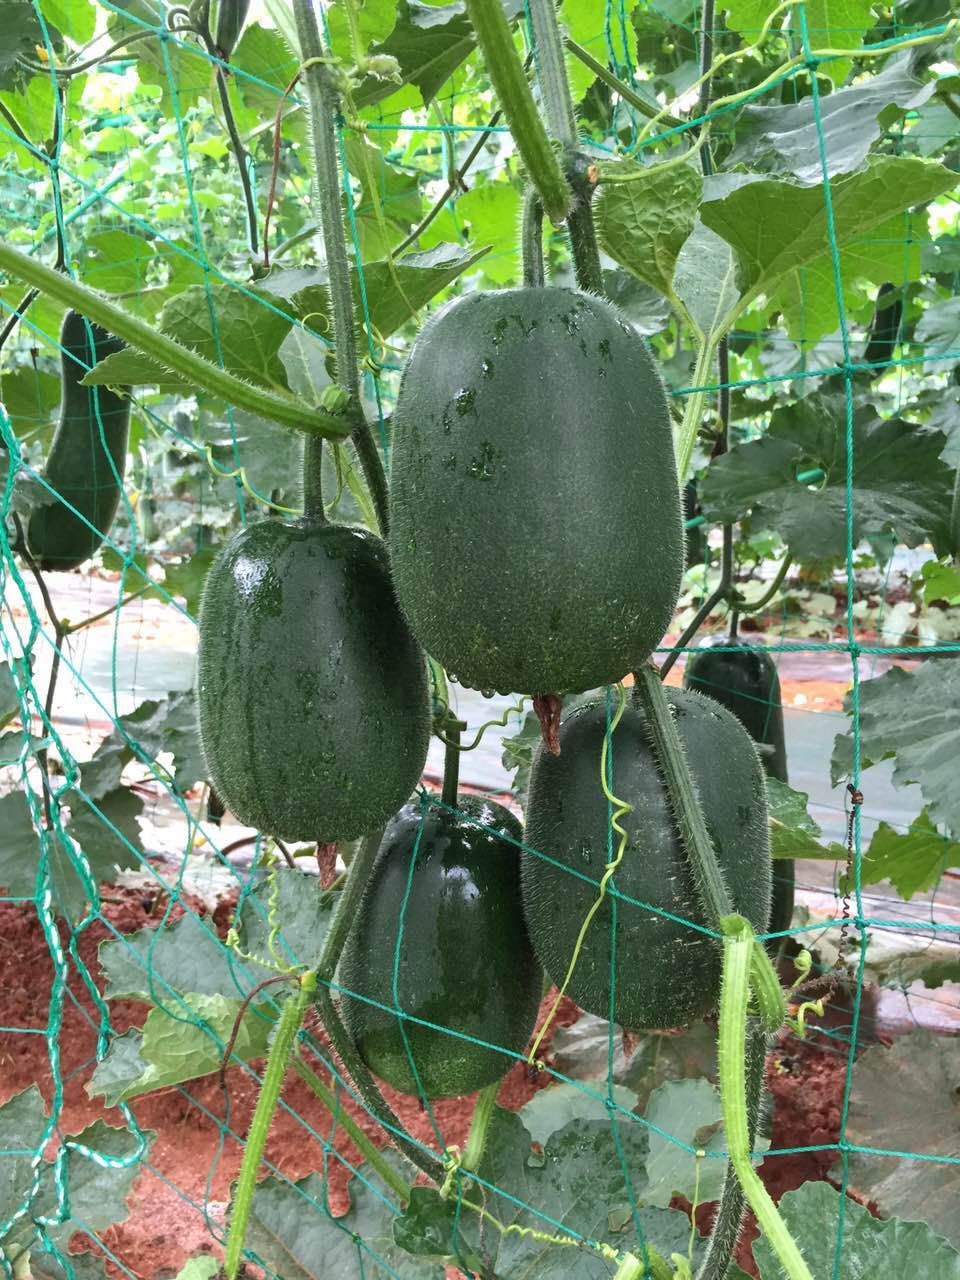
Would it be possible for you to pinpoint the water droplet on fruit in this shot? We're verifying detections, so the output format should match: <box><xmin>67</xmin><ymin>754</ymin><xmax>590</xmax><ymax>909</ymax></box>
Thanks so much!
<box><xmin>448</xmin><ymin>672</ymin><xmax>459</xmax><ymax>684</ymax></box>
<box><xmin>455</xmin><ymin>387</ymin><xmax>476</xmax><ymax>416</ymax></box>
<box><xmin>480</xmin><ymin>358</ymin><xmax>494</xmax><ymax>378</ymax></box>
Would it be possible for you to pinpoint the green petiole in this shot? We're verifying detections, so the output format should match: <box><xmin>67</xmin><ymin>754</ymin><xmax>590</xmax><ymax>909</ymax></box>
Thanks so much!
<box><xmin>223</xmin><ymin>969</ymin><xmax>317</xmax><ymax>1280</ymax></box>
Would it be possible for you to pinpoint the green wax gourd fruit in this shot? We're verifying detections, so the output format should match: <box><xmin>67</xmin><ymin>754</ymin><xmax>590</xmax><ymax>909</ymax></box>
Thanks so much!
<box><xmin>197</xmin><ymin>519</ymin><xmax>431</xmax><ymax>843</ymax></box>
<box><xmin>339</xmin><ymin>797</ymin><xmax>542</xmax><ymax>1098</ymax></box>
<box><xmin>521</xmin><ymin>689</ymin><xmax>771</xmax><ymax>1029</ymax></box>
<box><xmin>27</xmin><ymin>310</ymin><xmax>131</xmax><ymax>571</ymax></box>
<box><xmin>683</xmin><ymin>638</ymin><xmax>793</xmax><ymax>939</ymax></box>
<box><xmin>213</xmin><ymin>0</ymin><xmax>251</xmax><ymax>57</ymax></box>
<box><xmin>389</xmin><ymin>286</ymin><xmax>683</xmax><ymax>696</ymax></box>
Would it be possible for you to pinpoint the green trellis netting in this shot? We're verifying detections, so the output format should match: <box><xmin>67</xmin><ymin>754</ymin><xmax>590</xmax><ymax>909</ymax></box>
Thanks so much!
<box><xmin>2</xmin><ymin>1</ymin><xmax>960</xmax><ymax>1278</ymax></box>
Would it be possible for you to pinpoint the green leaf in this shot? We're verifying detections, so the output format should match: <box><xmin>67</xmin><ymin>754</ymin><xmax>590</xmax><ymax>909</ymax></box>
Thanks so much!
<box><xmin>242</xmin><ymin>1162</ymin><xmax>441</xmax><ymax>1279</ymax></box>
<box><xmin>673</xmin><ymin>220</ymin><xmax>739</xmax><ymax>340</ymax></box>
<box><xmin>0</xmin><ymin>1</ymin><xmax>48</xmax><ymax>93</ymax></box>
<box><xmin>392</xmin><ymin>1187</ymin><xmax>483</xmax><ymax>1270</ymax></box>
<box><xmin>38</xmin><ymin>0</ymin><xmax>95</xmax><ymax>42</ymax></box>
<box><xmin>88</xmin><ymin>992</ymin><xmax>274</xmax><ymax>1103</ymax></box>
<box><xmin>0</xmin><ymin>786</ymin><xmax>141</xmax><ymax>922</ymax></box>
<box><xmin>199</xmin><ymin>407</ymin><xmax>302</xmax><ymax>497</ymax></box>
<box><xmin>476</xmin><ymin>1108</ymin><xmax>698</xmax><ymax>1276</ymax></box>
<box><xmin>916</xmin><ymin>298</ymin><xmax>960</xmax><ymax>371</ymax></box>
<box><xmin>700</xmin><ymin>157</ymin><xmax>955</xmax><ymax>311</ymax></box>
<box><xmin>79</xmin><ymin>230</ymin><xmax>155</xmax><ymax>295</ymax></box>
<box><xmin>343</xmin><ymin>137</ymin><xmax>422</xmax><ymax>260</ymax></box>
<box><xmin>0</xmin><ymin>365</ymin><xmax>61</xmax><ymax>440</ymax></box>
<box><xmin>858</xmin><ymin>810</ymin><xmax>959</xmax><ymax>898</ymax></box>
<box><xmin>68</xmin><ymin>784</ymin><xmax>144</xmax><ymax>877</ymax></box>
<box><xmin>830</xmin><ymin>659</ymin><xmax>960</xmax><ymax>836</ymax></box>
<box><xmin>920</xmin><ymin>559</ymin><xmax>960</xmax><ymax>606</ymax></box>
<box><xmin>327</xmin><ymin>0</ymin><xmax>397</xmax><ymax>58</ymax></box>
<box><xmin>0</xmin><ymin>660</ymin><xmax>18</xmax><ymax>727</ymax></box>
<box><xmin>233</xmin><ymin>24</ymin><xmax>300</xmax><ymax>117</ymax></box>
<box><xmin>766</xmin><ymin>777</ymin><xmax>847</xmax><ymax>861</ymax></box>
<box><xmin>753</xmin><ymin>1180</ymin><xmax>960</xmax><ymax>1278</ymax></box>
<box><xmin>238</xmin><ymin>869</ymin><xmax>334</xmax><ymax>971</ymax></box>
<box><xmin>83</xmin><ymin>286</ymin><xmax>295</xmax><ymax>394</ymax></box>
<box><xmin>803</xmin><ymin>0</ymin><xmax>879</xmax><ymax>86</ymax></box>
<box><xmin>161</xmin><ymin>547</ymin><xmax>218</xmax><ymax>615</ymax></box>
<box><xmin>844</xmin><ymin>1031</ymin><xmax>960</xmax><ymax>1251</ymax></box>
<box><xmin>728</xmin><ymin>57</ymin><xmax>934</xmax><ymax>185</ymax></box>
<box><xmin>358</xmin><ymin>0</ymin><xmax>476</xmax><ymax>108</ymax></box>
<box><xmin>107</xmin><ymin>1</ymin><xmax>208</xmax><ymax>115</ymax></box>
<box><xmin>596</xmin><ymin>161</ymin><xmax>703</xmax><ymax>301</ymax></box>
<box><xmin>288</xmin><ymin>244</ymin><xmax>489</xmax><ymax>342</ymax></box>
<box><xmin>80</xmin><ymin>691</ymin><xmax>205</xmax><ymax>799</ymax></box>
<box><xmin>456</xmin><ymin>180</ymin><xmax>523</xmax><ymax>285</ymax></box>
<box><xmin>775</xmin><ymin>213</ymin><xmax>923</xmax><ymax>343</ymax></box>
<box><xmin>0</xmin><ymin>1085</ymin><xmax>47</xmax><ymax>1259</ymax></box>
<box><xmin>642</xmin><ymin>1077</ymin><xmax>769</xmax><ymax>1208</ymax></box>
<box><xmin>518</xmin><ymin>1081</ymin><xmax>638</xmax><ymax>1147</ymax></box>
<box><xmin>100</xmin><ymin>910</ymin><xmax>266</xmax><ymax>1003</ymax></box>
<box><xmin>700</xmin><ymin>394</ymin><xmax>953</xmax><ymax>560</ymax></box>
<box><xmin>173</xmin><ymin>1258</ymin><xmax>219</xmax><ymax>1280</ymax></box>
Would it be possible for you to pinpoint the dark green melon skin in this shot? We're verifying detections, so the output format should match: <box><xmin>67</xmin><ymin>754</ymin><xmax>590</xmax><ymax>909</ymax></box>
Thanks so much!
<box><xmin>197</xmin><ymin>519</ymin><xmax>430</xmax><ymax>843</ymax></box>
<box><xmin>27</xmin><ymin>310</ymin><xmax>131</xmax><ymax>571</ymax></box>
<box><xmin>388</xmin><ymin>286</ymin><xmax>683</xmax><ymax>696</ymax></box>
<box><xmin>339</xmin><ymin>796</ymin><xmax>542</xmax><ymax>1098</ymax></box>
<box><xmin>521</xmin><ymin>689</ymin><xmax>771</xmax><ymax>1029</ymax></box>
<box><xmin>684</xmin><ymin>639</ymin><xmax>793</xmax><ymax>938</ymax></box>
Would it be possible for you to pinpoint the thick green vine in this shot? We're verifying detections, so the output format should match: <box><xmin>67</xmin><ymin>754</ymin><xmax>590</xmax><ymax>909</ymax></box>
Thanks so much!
<box><xmin>223</xmin><ymin>969</ymin><xmax>316</xmax><ymax>1280</ymax></box>
<box><xmin>293</xmin><ymin>4</ymin><xmax>390</xmax><ymax>535</ymax></box>
<box><xmin>463</xmin><ymin>0</ymin><xmax>570</xmax><ymax>224</ymax></box>
<box><xmin>0</xmin><ymin>244</ymin><xmax>352</xmax><ymax>440</ymax></box>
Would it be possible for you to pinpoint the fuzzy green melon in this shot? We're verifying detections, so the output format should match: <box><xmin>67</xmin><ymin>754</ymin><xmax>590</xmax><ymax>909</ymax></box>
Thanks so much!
<box><xmin>340</xmin><ymin>796</ymin><xmax>542</xmax><ymax>1098</ymax></box>
<box><xmin>27</xmin><ymin>310</ymin><xmax>131</xmax><ymax>570</ymax></box>
<box><xmin>521</xmin><ymin>688</ymin><xmax>771</xmax><ymax>1029</ymax></box>
<box><xmin>388</xmin><ymin>286</ymin><xmax>683</xmax><ymax>696</ymax></box>
<box><xmin>197</xmin><ymin>518</ymin><xmax>430</xmax><ymax>842</ymax></box>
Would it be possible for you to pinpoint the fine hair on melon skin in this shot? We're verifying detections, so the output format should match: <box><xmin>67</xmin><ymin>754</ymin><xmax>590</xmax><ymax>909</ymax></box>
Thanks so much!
<box><xmin>521</xmin><ymin>687</ymin><xmax>772</xmax><ymax>1031</ymax></box>
<box><xmin>388</xmin><ymin>285</ymin><xmax>684</xmax><ymax>701</ymax></box>
<box><xmin>197</xmin><ymin>517</ymin><xmax>431</xmax><ymax>844</ymax></box>
<box><xmin>339</xmin><ymin>795</ymin><xmax>543</xmax><ymax>1099</ymax></box>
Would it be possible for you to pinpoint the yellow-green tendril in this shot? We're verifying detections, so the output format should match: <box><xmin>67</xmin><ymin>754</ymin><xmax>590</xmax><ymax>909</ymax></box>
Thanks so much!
<box><xmin>718</xmin><ymin>917</ymin><xmax>812</xmax><ymax>1280</ymax></box>
<box><xmin>434</xmin><ymin>697</ymin><xmax>529</xmax><ymax>752</ymax></box>
<box><xmin>223</xmin><ymin>969</ymin><xmax>317</xmax><ymax>1280</ymax></box>
<box><xmin>527</xmin><ymin>683</ymin><xmax>631</xmax><ymax>1063</ymax></box>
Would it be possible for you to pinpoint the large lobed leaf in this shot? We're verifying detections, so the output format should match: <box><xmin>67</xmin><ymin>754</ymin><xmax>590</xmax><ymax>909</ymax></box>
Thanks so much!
<box><xmin>752</xmin><ymin>1179</ymin><xmax>960</xmax><ymax>1278</ymax></box>
<box><xmin>841</xmin><ymin>1031</ymin><xmax>960</xmax><ymax>1254</ymax></box>
<box><xmin>700</xmin><ymin>156</ymin><xmax>955</xmax><ymax>312</ymax></box>
<box><xmin>830</xmin><ymin>658</ymin><xmax>960</xmax><ymax>836</ymax></box>
<box><xmin>700</xmin><ymin>392</ymin><xmax>953</xmax><ymax>560</ymax></box>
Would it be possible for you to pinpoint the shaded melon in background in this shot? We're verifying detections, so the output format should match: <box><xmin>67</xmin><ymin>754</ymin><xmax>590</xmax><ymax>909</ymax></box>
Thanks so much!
<box><xmin>197</xmin><ymin>518</ymin><xmax>430</xmax><ymax>842</ymax></box>
<box><xmin>521</xmin><ymin>688</ymin><xmax>771</xmax><ymax>1029</ymax></box>
<box><xmin>340</xmin><ymin>796</ymin><xmax>542</xmax><ymax>1098</ymax></box>
<box><xmin>684</xmin><ymin>637</ymin><xmax>793</xmax><ymax>938</ymax></box>
<box><xmin>27</xmin><ymin>310</ymin><xmax>131</xmax><ymax>571</ymax></box>
<box><xmin>388</xmin><ymin>285</ymin><xmax>683</xmax><ymax>696</ymax></box>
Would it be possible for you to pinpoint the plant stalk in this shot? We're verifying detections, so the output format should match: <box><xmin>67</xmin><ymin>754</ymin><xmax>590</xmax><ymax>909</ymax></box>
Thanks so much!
<box><xmin>526</xmin><ymin>0</ymin><xmax>578</xmax><ymax>147</ymax></box>
<box><xmin>463</xmin><ymin>0</ymin><xmax>570</xmax><ymax>224</ymax></box>
<box><xmin>0</xmin><ymin>244</ymin><xmax>350</xmax><ymax>439</ymax></box>
<box><xmin>521</xmin><ymin>189</ymin><xmax>545</xmax><ymax>287</ymax></box>
<box><xmin>293</xmin><ymin>2</ymin><xmax>390</xmax><ymax>535</ymax></box>
<box><xmin>441</xmin><ymin>727</ymin><xmax>461</xmax><ymax>809</ymax></box>
<box><xmin>292</xmin><ymin>1054</ymin><xmax>411</xmax><ymax>1202</ymax></box>
<box><xmin>314</xmin><ymin>829</ymin><xmax>444</xmax><ymax>1184</ymax></box>
<box><xmin>223</xmin><ymin>971</ymin><xmax>316</xmax><ymax>1280</ymax></box>
<box><xmin>632</xmin><ymin>665</ymin><xmax>733</xmax><ymax>927</ymax></box>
